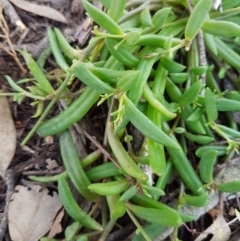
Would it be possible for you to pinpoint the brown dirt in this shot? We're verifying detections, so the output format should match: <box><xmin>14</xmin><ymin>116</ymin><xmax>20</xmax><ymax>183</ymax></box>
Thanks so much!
<box><xmin>0</xmin><ymin>1</ymin><xmax>239</xmax><ymax>241</ymax></box>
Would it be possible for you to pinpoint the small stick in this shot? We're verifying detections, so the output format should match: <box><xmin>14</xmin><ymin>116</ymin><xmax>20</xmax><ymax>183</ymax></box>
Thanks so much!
<box><xmin>197</xmin><ymin>30</ymin><xmax>207</xmax><ymax>87</ymax></box>
<box><xmin>0</xmin><ymin>0</ymin><xmax>26</xmax><ymax>31</ymax></box>
<box><xmin>0</xmin><ymin>4</ymin><xmax>26</xmax><ymax>73</ymax></box>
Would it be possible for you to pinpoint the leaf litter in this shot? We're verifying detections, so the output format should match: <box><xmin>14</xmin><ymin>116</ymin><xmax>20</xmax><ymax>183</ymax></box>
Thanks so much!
<box><xmin>8</xmin><ymin>185</ymin><xmax>62</xmax><ymax>241</ymax></box>
<box><xmin>1</xmin><ymin>0</ymin><xmax>240</xmax><ymax>241</ymax></box>
<box><xmin>0</xmin><ymin>96</ymin><xmax>16</xmax><ymax>179</ymax></box>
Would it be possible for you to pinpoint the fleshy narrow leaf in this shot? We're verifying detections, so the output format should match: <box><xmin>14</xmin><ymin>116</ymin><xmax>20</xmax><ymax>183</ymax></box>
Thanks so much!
<box><xmin>178</xmin><ymin>80</ymin><xmax>202</xmax><ymax>106</ymax></box>
<box><xmin>140</xmin><ymin>8</ymin><xmax>153</xmax><ymax>27</ymax></box>
<box><xmin>205</xmin><ymin>87</ymin><xmax>218</xmax><ymax>122</ymax></box>
<box><xmin>108</xmin><ymin>0</ymin><xmax>127</xmax><ymax>22</ymax></box>
<box><xmin>82</xmin><ymin>0</ymin><xmax>124</xmax><ymax>35</ymax></box>
<box><xmin>202</xmin><ymin>20</ymin><xmax>240</xmax><ymax>38</ymax></box>
<box><xmin>20</xmin><ymin>50</ymin><xmax>54</xmax><ymax>94</ymax></box>
<box><xmin>126</xmin><ymin>203</ymin><xmax>182</xmax><ymax>227</ymax></box>
<box><xmin>204</xmin><ymin>33</ymin><xmax>218</xmax><ymax>55</ymax></box>
<box><xmin>185</xmin><ymin>0</ymin><xmax>213</xmax><ymax>41</ymax></box>
<box><xmin>199</xmin><ymin>150</ymin><xmax>217</xmax><ymax>183</ymax></box>
<box><xmin>123</xmin><ymin>95</ymin><xmax>180</xmax><ymax>149</ymax></box>
<box><xmin>71</xmin><ymin>61</ymin><xmax>116</xmax><ymax>94</ymax></box>
<box><xmin>88</xmin><ymin>179</ymin><xmax>129</xmax><ymax>196</ymax></box>
<box><xmin>132</xmin><ymin>223</ymin><xmax>168</xmax><ymax>241</ymax></box>
<box><xmin>65</xmin><ymin>222</ymin><xmax>80</xmax><ymax>241</ymax></box>
<box><xmin>215</xmin><ymin>37</ymin><xmax>240</xmax><ymax>70</ymax></box>
<box><xmin>161</xmin><ymin>57</ymin><xmax>186</xmax><ymax>73</ymax></box>
<box><xmin>217</xmin><ymin>181</ymin><xmax>240</xmax><ymax>193</ymax></box>
<box><xmin>216</xmin><ymin>98</ymin><xmax>240</xmax><ymax>111</ymax></box>
<box><xmin>152</xmin><ymin>8</ymin><xmax>171</xmax><ymax>32</ymax></box>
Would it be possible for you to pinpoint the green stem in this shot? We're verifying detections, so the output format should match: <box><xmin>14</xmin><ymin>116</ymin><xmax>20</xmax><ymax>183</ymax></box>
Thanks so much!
<box><xmin>98</xmin><ymin>219</ymin><xmax>116</xmax><ymax>241</ymax></box>
<box><xmin>126</xmin><ymin>207</ymin><xmax>152</xmax><ymax>241</ymax></box>
<box><xmin>100</xmin><ymin>196</ymin><xmax>108</xmax><ymax>227</ymax></box>
<box><xmin>21</xmin><ymin>72</ymin><xmax>72</xmax><ymax>145</ymax></box>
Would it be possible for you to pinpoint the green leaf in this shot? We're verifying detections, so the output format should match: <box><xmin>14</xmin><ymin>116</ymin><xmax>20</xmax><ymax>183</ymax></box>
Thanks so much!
<box><xmin>140</xmin><ymin>8</ymin><xmax>153</xmax><ymax>27</ymax></box>
<box><xmin>215</xmin><ymin>37</ymin><xmax>240</xmax><ymax>70</ymax></box>
<box><xmin>126</xmin><ymin>203</ymin><xmax>182</xmax><ymax>227</ymax></box>
<box><xmin>205</xmin><ymin>87</ymin><xmax>218</xmax><ymax>122</ymax></box>
<box><xmin>195</xmin><ymin>145</ymin><xmax>227</xmax><ymax>158</ymax></box>
<box><xmin>227</xmin><ymin>90</ymin><xmax>240</xmax><ymax>102</ymax></box>
<box><xmin>117</xmin><ymin>70</ymin><xmax>139</xmax><ymax>92</ymax></box>
<box><xmin>222</xmin><ymin>0</ymin><xmax>239</xmax><ymax>9</ymax></box>
<box><xmin>99</xmin><ymin>0</ymin><xmax>111</xmax><ymax>9</ymax></box>
<box><xmin>216</xmin><ymin>98</ymin><xmax>240</xmax><ymax>111</ymax></box>
<box><xmin>182</xmin><ymin>192</ymin><xmax>208</xmax><ymax>207</ymax></box>
<box><xmin>125</xmin><ymin>31</ymin><xmax>141</xmax><ymax>45</ymax></box>
<box><xmin>178</xmin><ymin>80</ymin><xmax>202</xmax><ymax>106</ymax></box>
<box><xmin>82</xmin><ymin>0</ymin><xmax>124</xmax><ymax>35</ymax></box>
<box><xmin>131</xmin><ymin>223</ymin><xmax>167</xmax><ymax>241</ymax></box>
<box><xmin>20</xmin><ymin>50</ymin><xmax>54</xmax><ymax>94</ymax></box>
<box><xmin>106</xmin><ymin>194</ymin><xmax>126</xmax><ymax>220</ymax></box>
<box><xmin>191</xmin><ymin>66</ymin><xmax>208</xmax><ymax>75</ymax></box>
<box><xmin>142</xmin><ymin>7</ymin><xmax>171</xmax><ymax>34</ymax></box>
<box><xmin>105</xmin><ymin>38</ymin><xmax>139</xmax><ymax>67</ymax></box>
<box><xmin>185</xmin><ymin>0</ymin><xmax>213</xmax><ymax>41</ymax></box>
<box><xmin>142</xmin><ymin>184</ymin><xmax>165</xmax><ymax>197</ymax></box>
<box><xmin>152</xmin><ymin>8</ymin><xmax>171</xmax><ymax>31</ymax></box>
<box><xmin>216</xmin><ymin>124</ymin><xmax>240</xmax><ymax>138</ymax></box>
<box><xmin>186</xmin><ymin>107</ymin><xmax>203</xmax><ymax>122</ymax></box>
<box><xmin>123</xmin><ymin>95</ymin><xmax>180</xmax><ymax>149</ymax></box>
<box><xmin>202</xmin><ymin>20</ymin><xmax>240</xmax><ymax>38</ymax></box>
<box><xmin>164</xmin><ymin>35</ymin><xmax>173</xmax><ymax>51</ymax></box>
<box><xmin>76</xmin><ymin>235</ymin><xmax>88</xmax><ymax>241</ymax></box>
<box><xmin>174</xmin><ymin>127</ymin><xmax>185</xmax><ymax>134</ymax></box>
<box><xmin>108</xmin><ymin>0</ymin><xmax>127</xmax><ymax>21</ymax></box>
<box><xmin>199</xmin><ymin>150</ymin><xmax>217</xmax><ymax>183</ymax></box>
<box><xmin>184</xmin><ymin>132</ymin><xmax>214</xmax><ymax>144</ymax></box>
<box><xmin>88</xmin><ymin>179</ymin><xmax>129</xmax><ymax>196</ymax></box>
<box><xmin>204</xmin><ymin>33</ymin><xmax>218</xmax><ymax>55</ymax></box>
<box><xmin>169</xmin><ymin>73</ymin><xmax>188</xmax><ymax>84</ymax></box>
<box><xmin>120</xmin><ymin>185</ymin><xmax>138</xmax><ymax>202</ymax></box>
<box><xmin>58</xmin><ymin>177</ymin><xmax>103</xmax><ymax>231</ymax></box>
<box><xmin>217</xmin><ymin>181</ymin><xmax>240</xmax><ymax>193</ymax></box>
<box><xmin>132</xmin><ymin>194</ymin><xmax>195</xmax><ymax>222</ymax></box>
<box><xmin>71</xmin><ymin>61</ymin><xmax>116</xmax><ymax>94</ymax></box>
<box><xmin>161</xmin><ymin>57</ymin><xmax>186</xmax><ymax>73</ymax></box>
<box><xmin>65</xmin><ymin>222</ymin><xmax>80</xmax><ymax>241</ymax></box>
<box><xmin>143</xmin><ymin>84</ymin><xmax>176</xmax><ymax>119</ymax></box>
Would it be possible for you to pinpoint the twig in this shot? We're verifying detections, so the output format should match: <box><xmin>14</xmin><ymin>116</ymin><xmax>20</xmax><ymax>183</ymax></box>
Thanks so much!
<box><xmin>0</xmin><ymin>0</ymin><xmax>26</xmax><ymax>31</ymax></box>
<box><xmin>74</xmin><ymin>122</ymin><xmax>121</xmax><ymax>169</ymax></box>
<box><xmin>22</xmin><ymin>167</ymin><xmax>65</xmax><ymax>176</ymax></box>
<box><xmin>0</xmin><ymin>169</ymin><xmax>14</xmax><ymax>241</ymax></box>
<box><xmin>0</xmin><ymin>4</ymin><xmax>26</xmax><ymax>73</ymax></box>
<box><xmin>197</xmin><ymin>30</ymin><xmax>207</xmax><ymax>87</ymax></box>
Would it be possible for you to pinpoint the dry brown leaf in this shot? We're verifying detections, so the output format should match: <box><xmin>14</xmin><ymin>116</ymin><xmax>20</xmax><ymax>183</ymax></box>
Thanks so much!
<box><xmin>194</xmin><ymin>214</ymin><xmax>231</xmax><ymax>241</ymax></box>
<box><xmin>46</xmin><ymin>158</ymin><xmax>59</xmax><ymax>170</ymax></box>
<box><xmin>9</xmin><ymin>0</ymin><xmax>67</xmax><ymax>23</ymax></box>
<box><xmin>0</xmin><ymin>96</ymin><xmax>16</xmax><ymax>179</ymax></box>
<box><xmin>8</xmin><ymin>185</ymin><xmax>62</xmax><ymax>241</ymax></box>
<box><xmin>48</xmin><ymin>209</ymin><xmax>64</xmax><ymax>238</ymax></box>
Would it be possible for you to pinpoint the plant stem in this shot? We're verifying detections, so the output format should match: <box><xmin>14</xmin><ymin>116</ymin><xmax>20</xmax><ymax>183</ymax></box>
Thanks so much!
<box><xmin>126</xmin><ymin>207</ymin><xmax>152</xmax><ymax>241</ymax></box>
<box><xmin>21</xmin><ymin>72</ymin><xmax>72</xmax><ymax>145</ymax></box>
